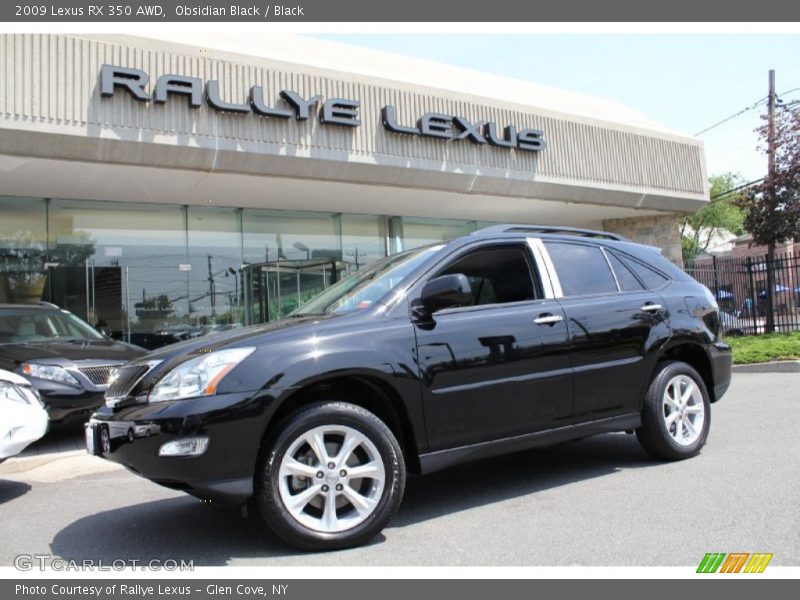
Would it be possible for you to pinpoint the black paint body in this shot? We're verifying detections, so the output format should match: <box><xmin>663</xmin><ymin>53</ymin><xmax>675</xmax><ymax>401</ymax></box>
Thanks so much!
<box><xmin>89</xmin><ymin>230</ymin><xmax>732</xmax><ymax>505</ymax></box>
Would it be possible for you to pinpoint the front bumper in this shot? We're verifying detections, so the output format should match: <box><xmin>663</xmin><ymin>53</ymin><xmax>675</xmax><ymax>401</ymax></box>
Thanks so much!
<box><xmin>41</xmin><ymin>389</ymin><xmax>105</xmax><ymax>423</ymax></box>
<box><xmin>86</xmin><ymin>390</ymin><xmax>270</xmax><ymax>506</ymax></box>
<box><xmin>0</xmin><ymin>406</ymin><xmax>49</xmax><ymax>460</ymax></box>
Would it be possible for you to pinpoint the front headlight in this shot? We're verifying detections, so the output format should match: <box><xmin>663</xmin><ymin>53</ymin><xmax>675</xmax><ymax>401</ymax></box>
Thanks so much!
<box><xmin>22</xmin><ymin>363</ymin><xmax>80</xmax><ymax>387</ymax></box>
<box><xmin>149</xmin><ymin>347</ymin><xmax>256</xmax><ymax>403</ymax></box>
<box><xmin>1</xmin><ymin>381</ymin><xmax>28</xmax><ymax>404</ymax></box>
<box><xmin>0</xmin><ymin>380</ymin><xmax>43</xmax><ymax>407</ymax></box>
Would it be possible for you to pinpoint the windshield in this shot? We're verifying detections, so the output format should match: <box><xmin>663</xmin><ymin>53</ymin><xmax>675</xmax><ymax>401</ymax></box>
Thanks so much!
<box><xmin>291</xmin><ymin>245</ymin><xmax>443</xmax><ymax>316</ymax></box>
<box><xmin>0</xmin><ymin>309</ymin><xmax>106</xmax><ymax>344</ymax></box>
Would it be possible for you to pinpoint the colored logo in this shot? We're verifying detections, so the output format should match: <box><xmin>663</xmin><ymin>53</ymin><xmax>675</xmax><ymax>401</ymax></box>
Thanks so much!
<box><xmin>697</xmin><ymin>552</ymin><xmax>773</xmax><ymax>573</ymax></box>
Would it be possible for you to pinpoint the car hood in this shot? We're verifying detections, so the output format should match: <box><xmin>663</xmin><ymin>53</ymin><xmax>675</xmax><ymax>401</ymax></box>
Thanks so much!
<box><xmin>139</xmin><ymin>314</ymin><xmax>341</xmax><ymax>365</ymax></box>
<box><xmin>0</xmin><ymin>339</ymin><xmax>147</xmax><ymax>367</ymax></box>
<box><xmin>0</xmin><ymin>368</ymin><xmax>30</xmax><ymax>385</ymax></box>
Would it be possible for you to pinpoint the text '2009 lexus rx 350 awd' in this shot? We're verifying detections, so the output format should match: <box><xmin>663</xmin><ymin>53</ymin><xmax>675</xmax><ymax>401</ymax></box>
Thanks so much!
<box><xmin>86</xmin><ymin>225</ymin><xmax>732</xmax><ymax>550</ymax></box>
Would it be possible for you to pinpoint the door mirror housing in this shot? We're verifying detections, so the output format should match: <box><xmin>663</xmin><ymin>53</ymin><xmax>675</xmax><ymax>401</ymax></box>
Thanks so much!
<box><xmin>420</xmin><ymin>274</ymin><xmax>472</xmax><ymax>313</ymax></box>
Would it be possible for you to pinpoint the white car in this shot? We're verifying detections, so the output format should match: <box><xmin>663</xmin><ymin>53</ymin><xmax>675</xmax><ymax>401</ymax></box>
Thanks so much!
<box><xmin>0</xmin><ymin>369</ymin><xmax>49</xmax><ymax>463</ymax></box>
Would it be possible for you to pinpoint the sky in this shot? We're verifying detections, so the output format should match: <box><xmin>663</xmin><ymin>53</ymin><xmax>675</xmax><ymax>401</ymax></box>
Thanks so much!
<box><xmin>315</xmin><ymin>34</ymin><xmax>800</xmax><ymax>186</ymax></box>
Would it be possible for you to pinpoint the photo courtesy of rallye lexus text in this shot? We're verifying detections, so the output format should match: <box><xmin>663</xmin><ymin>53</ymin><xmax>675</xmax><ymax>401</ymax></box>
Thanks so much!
<box><xmin>86</xmin><ymin>226</ymin><xmax>732</xmax><ymax>551</ymax></box>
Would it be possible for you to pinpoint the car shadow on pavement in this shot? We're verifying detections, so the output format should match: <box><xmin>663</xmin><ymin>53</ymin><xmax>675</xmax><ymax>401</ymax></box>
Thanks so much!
<box><xmin>0</xmin><ymin>479</ymin><xmax>32</xmax><ymax>504</ymax></box>
<box><xmin>51</xmin><ymin>495</ymin><xmax>303</xmax><ymax>565</ymax></box>
<box><xmin>394</xmin><ymin>433</ymin><xmax>654</xmax><ymax>527</ymax></box>
<box><xmin>50</xmin><ymin>433</ymin><xmax>656</xmax><ymax>563</ymax></box>
<box><xmin>19</xmin><ymin>420</ymin><xmax>86</xmax><ymax>458</ymax></box>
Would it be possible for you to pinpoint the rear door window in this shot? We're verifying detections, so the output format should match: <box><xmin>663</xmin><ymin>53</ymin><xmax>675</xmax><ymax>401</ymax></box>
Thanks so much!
<box><xmin>544</xmin><ymin>242</ymin><xmax>618</xmax><ymax>296</ymax></box>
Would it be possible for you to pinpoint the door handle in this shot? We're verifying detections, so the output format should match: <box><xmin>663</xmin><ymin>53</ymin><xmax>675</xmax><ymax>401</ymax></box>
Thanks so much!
<box><xmin>640</xmin><ymin>303</ymin><xmax>663</xmax><ymax>312</ymax></box>
<box><xmin>534</xmin><ymin>313</ymin><xmax>564</xmax><ymax>325</ymax></box>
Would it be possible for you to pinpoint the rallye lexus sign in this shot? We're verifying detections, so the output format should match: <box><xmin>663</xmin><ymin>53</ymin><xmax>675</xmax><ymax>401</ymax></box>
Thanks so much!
<box><xmin>100</xmin><ymin>65</ymin><xmax>546</xmax><ymax>152</ymax></box>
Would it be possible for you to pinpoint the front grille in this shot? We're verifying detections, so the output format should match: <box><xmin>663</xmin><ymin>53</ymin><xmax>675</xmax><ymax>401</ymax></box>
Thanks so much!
<box><xmin>78</xmin><ymin>364</ymin><xmax>122</xmax><ymax>386</ymax></box>
<box><xmin>106</xmin><ymin>364</ymin><xmax>151</xmax><ymax>399</ymax></box>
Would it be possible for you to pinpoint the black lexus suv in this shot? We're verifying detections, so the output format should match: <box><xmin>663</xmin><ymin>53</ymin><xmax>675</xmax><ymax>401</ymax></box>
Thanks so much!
<box><xmin>86</xmin><ymin>225</ymin><xmax>732</xmax><ymax>550</ymax></box>
<box><xmin>0</xmin><ymin>304</ymin><xmax>146</xmax><ymax>424</ymax></box>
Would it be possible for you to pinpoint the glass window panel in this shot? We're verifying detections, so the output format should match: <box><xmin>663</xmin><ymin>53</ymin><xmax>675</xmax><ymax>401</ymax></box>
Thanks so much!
<box><xmin>340</xmin><ymin>214</ymin><xmax>385</xmax><ymax>271</ymax></box>
<box><xmin>49</xmin><ymin>199</ymin><xmax>188</xmax><ymax>341</ymax></box>
<box><xmin>618</xmin><ymin>253</ymin><xmax>670</xmax><ymax>290</ymax></box>
<box><xmin>399</xmin><ymin>217</ymin><xmax>476</xmax><ymax>250</ymax></box>
<box><xmin>187</xmin><ymin>206</ymin><xmax>243</xmax><ymax>328</ymax></box>
<box><xmin>607</xmin><ymin>251</ymin><xmax>645</xmax><ymax>292</ymax></box>
<box><xmin>0</xmin><ymin>197</ymin><xmax>47</xmax><ymax>304</ymax></box>
<box><xmin>544</xmin><ymin>242</ymin><xmax>618</xmax><ymax>296</ymax></box>
<box><xmin>242</xmin><ymin>209</ymin><xmax>338</xmax><ymax>265</ymax></box>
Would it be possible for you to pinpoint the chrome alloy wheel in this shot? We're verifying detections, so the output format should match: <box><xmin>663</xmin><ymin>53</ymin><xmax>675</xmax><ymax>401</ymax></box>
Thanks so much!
<box><xmin>662</xmin><ymin>374</ymin><xmax>705</xmax><ymax>446</ymax></box>
<box><xmin>277</xmin><ymin>425</ymin><xmax>386</xmax><ymax>533</ymax></box>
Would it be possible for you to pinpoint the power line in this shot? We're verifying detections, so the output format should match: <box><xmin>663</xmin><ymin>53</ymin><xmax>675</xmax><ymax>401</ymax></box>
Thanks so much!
<box><xmin>694</xmin><ymin>85</ymin><xmax>800</xmax><ymax>137</ymax></box>
<box><xmin>709</xmin><ymin>177</ymin><xmax>765</xmax><ymax>201</ymax></box>
<box><xmin>695</xmin><ymin>97</ymin><xmax>767</xmax><ymax>136</ymax></box>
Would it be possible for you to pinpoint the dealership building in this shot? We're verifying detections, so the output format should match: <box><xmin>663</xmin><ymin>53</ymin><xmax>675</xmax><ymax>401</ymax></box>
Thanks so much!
<box><xmin>0</xmin><ymin>33</ymin><xmax>709</xmax><ymax>344</ymax></box>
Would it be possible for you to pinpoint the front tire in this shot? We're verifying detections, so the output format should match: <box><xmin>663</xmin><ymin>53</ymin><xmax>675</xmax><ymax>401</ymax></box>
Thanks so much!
<box><xmin>257</xmin><ymin>401</ymin><xmax>405</xmax><ymax>551</ymax></box>
<box><xmin>636</xmin><ymin>361</ymin><xmax>711</xmax><ymax>460</ymax></box>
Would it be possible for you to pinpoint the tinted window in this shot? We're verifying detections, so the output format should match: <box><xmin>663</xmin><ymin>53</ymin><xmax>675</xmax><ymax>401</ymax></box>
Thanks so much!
<box><xmin>617</xmin><ymin>253</ymin><xmax>669</xmax><ymax>289</ymax></box>
<box><xmin>293</xmin><ymin>245</ymin><xmax>442</xmax><ymax>315</ymax></box>
<box><xmin>0</xmin><ymin>309</ymin><xmax>104</xmax><ymax>344</ymax></box>
<box><xmin>545</xmin><ymin>242</ymin><xmax>618</xmax><ymax>296</ymax></box>
<box><xmin>607</xmin><ymin>251</ymin><xmax>645</xmax><ymax>292</ymax></box>
<box><xmin>439</xmin><ymin>246</ymin><xmax>539</xmax><ymax>307</ymax></box>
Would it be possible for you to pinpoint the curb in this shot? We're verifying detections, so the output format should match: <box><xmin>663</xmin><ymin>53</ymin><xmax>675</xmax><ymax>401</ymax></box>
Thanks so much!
<box><xmin>0</xmin><ymin>450</ymin><xmax>85</xmax><ymax>475</ymax></box>
<box><xmin>732</xmin><ymin>360</ymin><xmax>800</xmax><ymax>373</ymax></box>
<box><xmin>0</xmin><ymin>451</ymin><xmax>122</xmax><ymax>482</ymax></box>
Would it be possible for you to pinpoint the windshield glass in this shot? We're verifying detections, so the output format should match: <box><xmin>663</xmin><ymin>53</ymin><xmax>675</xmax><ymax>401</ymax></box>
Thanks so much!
<box><xmin>0</xmin><ymin>309</ymin><xmax>105</xmax><ymax>344</ymax></box>
<box><xmin>291</xmin><ymin>245</ymin><xmax>443</xmax><ymax>316</ymax></box>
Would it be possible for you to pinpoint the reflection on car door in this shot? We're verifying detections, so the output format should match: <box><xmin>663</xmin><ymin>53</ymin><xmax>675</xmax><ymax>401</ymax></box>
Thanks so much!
<box><xmin>543</xmin><ymin>241</ymin><xmax>671</xmax><ymax>422</ymax></box>
<box><xmin>413</xmin><ymin>244</ymin><xmax>573</xmax><ymax>452</ymax></box>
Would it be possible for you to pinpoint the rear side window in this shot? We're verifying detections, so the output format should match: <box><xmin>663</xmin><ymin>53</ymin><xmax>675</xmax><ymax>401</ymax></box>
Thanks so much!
<box><xmin>615</xmin><ymin>252</ymin><xmax>670</xmax><ymax>290</ymax></box>
<box><xmin>606</xmin><ymin>252</ymin><xmax>645</xmax><ymax>292</ymax></box>
<box><xmin>544</xmin><ymin>242</ymin><xmax>618</xmax><ymax>296</ymax></box>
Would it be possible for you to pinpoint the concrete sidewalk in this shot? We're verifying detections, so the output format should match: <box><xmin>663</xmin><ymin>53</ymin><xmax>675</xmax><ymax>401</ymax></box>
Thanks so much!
<box><xmin>0</xmin><ymin>422</ymin><xmax>122</xmax><ymax>482</ymax></box>
<box><xmin>0</xmin><ymin>450</ymin><xmax>122</xmax><ymax>482</ymax></box>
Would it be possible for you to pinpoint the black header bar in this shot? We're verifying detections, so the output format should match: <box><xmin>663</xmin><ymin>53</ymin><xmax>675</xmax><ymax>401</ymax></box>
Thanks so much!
<box><xmin>3</xmin><ymin>0</ymin><xmax>800</xmax><ymax>22</ymax></box>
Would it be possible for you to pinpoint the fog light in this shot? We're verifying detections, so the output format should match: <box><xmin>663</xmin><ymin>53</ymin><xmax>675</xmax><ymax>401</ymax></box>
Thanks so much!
<box><xmin>158</xmin><ymin>437</ymin><xmax>209</xmax><ymax>457</ymax></box>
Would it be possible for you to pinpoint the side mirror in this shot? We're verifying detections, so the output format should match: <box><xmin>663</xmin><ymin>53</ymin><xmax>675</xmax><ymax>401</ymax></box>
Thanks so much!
<box><xmin>420</xmin><ymin>274</ymin><xmax>472</xmax><ymax>313</ymax></box>
<box><xmin>95</xmin><ymin>324</ymin><xmax>111</xmax><ymax>337</ymax></box>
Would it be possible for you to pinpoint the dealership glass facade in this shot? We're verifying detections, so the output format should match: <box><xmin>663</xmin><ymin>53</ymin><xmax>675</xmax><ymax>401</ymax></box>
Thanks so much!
<box><xmin>0</xmin><ymin>195</ymin><xmax>488</xmax><ymax>345</ymax></box>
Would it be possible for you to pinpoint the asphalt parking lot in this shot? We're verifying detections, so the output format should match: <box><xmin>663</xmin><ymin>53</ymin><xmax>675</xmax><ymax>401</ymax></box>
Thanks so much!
<box><xmin>0</xmin><ymin>372</ymin><xmax>797</xmax><ymax>567</ymax></box>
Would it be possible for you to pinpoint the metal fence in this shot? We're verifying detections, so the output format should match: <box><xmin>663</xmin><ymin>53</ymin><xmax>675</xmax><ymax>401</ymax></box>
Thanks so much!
<box><xmin>685</xmin><ymin>252</ymin><xmax>800</xmax><ymax>335</ymax></box>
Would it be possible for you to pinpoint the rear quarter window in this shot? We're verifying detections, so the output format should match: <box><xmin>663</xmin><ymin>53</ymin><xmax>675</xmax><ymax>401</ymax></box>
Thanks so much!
<box><xmin>614</xmin><ymin>252</ymin><xmax>670</xmax><ymax>289</ymax></box>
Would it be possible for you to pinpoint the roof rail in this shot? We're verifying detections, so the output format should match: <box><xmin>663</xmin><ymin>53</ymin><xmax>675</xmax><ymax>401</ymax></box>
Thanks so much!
<box><xmin>37</xmin><ymin>301</ymin><xmax>60</xmax><ymax>309</ymax></box>
<box><xmin>475</xmin><ymin>224</ymin><xmax>629</xmax><ymax>242</ymax></box>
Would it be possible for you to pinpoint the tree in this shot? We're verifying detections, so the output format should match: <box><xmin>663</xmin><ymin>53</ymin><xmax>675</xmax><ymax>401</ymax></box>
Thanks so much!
<box><xmin>680</xmin><ymin>173</ymin><xmax>745</xmax><ymax>264</ymax></box>
<box><xmin>735</xmin><ymin>102</ymin><xmax>800</xmax><ymax>332</ymax></box>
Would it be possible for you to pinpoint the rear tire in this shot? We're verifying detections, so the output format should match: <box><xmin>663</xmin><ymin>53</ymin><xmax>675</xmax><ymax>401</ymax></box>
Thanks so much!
<box><xmin>257</xmin><ymin>401</ymin><xmax>405</xmax><ymax>551</ymax></box>
<box><xmin>636</xmin><ymin>361</ymin><xmax>711</xmax><ymax>461</ymax></box>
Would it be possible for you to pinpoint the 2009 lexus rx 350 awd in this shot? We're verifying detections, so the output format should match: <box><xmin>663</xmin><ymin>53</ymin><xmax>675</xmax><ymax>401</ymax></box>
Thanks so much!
<box><xmin>86</xmin><ymin>225</ymin><xmax>732</xmax><ymax>550</ymax></box>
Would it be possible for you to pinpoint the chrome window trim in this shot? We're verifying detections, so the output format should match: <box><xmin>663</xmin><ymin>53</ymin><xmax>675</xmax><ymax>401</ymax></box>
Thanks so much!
<box><xmin>527</xmin><ymin>237</ymin><xmax>563</xmax><ymax>299</ymax></box>
<box><xmin>600</xmin><ymin>247</ymin><xmax>622</xmax><ymax>293</ymax></box>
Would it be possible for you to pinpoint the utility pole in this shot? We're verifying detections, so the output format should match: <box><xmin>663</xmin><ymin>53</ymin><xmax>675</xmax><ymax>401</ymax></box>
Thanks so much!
<box><xmin>207</xmin><ymin>254</ymin><xmax>216</xmax><ymax>318</ymax></box>
<box><xmin>765</xmin><ymin>69</ymin><xmax>777</xmax><ymax>333</ymax></box>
